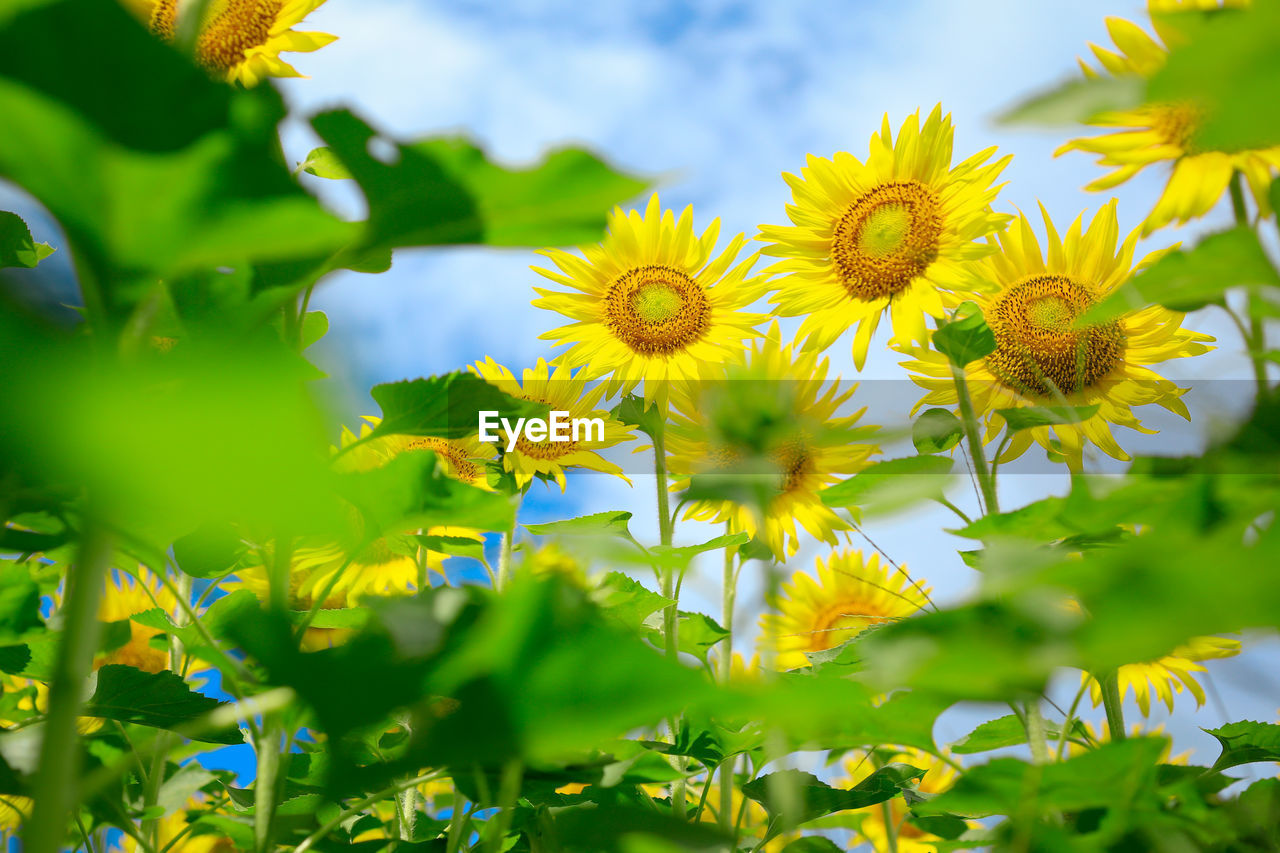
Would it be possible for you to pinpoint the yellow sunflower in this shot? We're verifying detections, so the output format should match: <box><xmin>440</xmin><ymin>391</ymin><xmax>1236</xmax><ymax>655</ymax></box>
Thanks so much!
<box><xmin>1057</xmin><ymin>14</ymin><xmax>1280</xmax><ymax>234</ymax></box>
<box><xmin>98</xmin><ymin>568</ymin><xmax>179</xmax><ymax>673</ymax></box>
<box><xmin>667</xmin><ymin>326</ymin><xmax>880</xmax><ymax>562</ymax></box>
<box><xmin>838</xmin><ymin>748</ymin><xmax>962</xmax><ymax>853</ymax></box>
<box><xmin>0</xmin><ymin>795</ymin><xmax>31</xmax><ymax>835</ymax></box>
<box><xmin>123</xmin><ymin>0</ymin><xmax>337</xmax><ymax>88</ymax></box>
<box><xmin>1084</xmin><ymin>634</ymin><xmax>1240</xmax><ymax>716</ymax></box>
<box><xmin>758</xmin><ymin>549</ymin><xmax>930</xmax><ymax>671</ymax></box>
<box><xmin>1069</xmin><ymin>721</ymin><xmax>1191</xmax><ymax>764</ymax></box>
<box><xmin>759</xmin><ymin>105</ymin><xmax>1012</xmax><ymax>369</ymax></box>
<box><xmin>688</xmin><ymin>780</ymin><xmax>792</xmax><ymax>852</ymax></box>
<box><xmin>470</xmin><ymin>357</ymin><xmax>635</xmax><ymax>491</ymax></box>
<box><xmin>899</xmin><ymin>202</ymin><xmax>1213</xmax><ymax>471</ymax></box>
<box><xmin>120</xmin><ymin>800</ymin><xmax>235</xmax><ymax>853</ymax></box>
<box><xmin>228</xmin><ymin>421</ymin><xmax>491</xmax><ymax>646</ymax></box>
<box><xmin>532</xmin><ymin>194</ymin><xmax>766</xmax><ymax>402</ymax></box>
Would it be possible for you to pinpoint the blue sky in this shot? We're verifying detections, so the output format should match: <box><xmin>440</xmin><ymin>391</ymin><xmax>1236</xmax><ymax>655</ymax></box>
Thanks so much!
<box><xmin>267</xmin><ymin>0</ymin><xmax>1277</xmax><ymax>773</ymax></box>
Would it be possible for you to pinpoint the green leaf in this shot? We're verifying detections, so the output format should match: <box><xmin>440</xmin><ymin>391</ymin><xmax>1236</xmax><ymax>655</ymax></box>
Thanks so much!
<box><xmin>310</xmin><ymin>110</ymin><xmax>646</xmax><ymax>253</ymax></box>
<box><xmin>742</xmin><ymin>765</ymin><xmax>924</xmax><ymax>825</ymax></box>
<box><xmin>781</xmin><ymin>838</ymin><xmax>844</xmax><ymax>853</ymax></box>
<box><xmin>172</xmin><ymin>523</ymin><xmax>246</xmax><ymax>580</ymax></box>
<box><xmin>417</xmin><ymin>533</ymin><xmax>489</xmax><ymax>566</ymax></box>
<box><xmin>1083</xmin><ymin>227</ymin><xmax>1280</xmax><ymax>322</ymax></box>
<box><xmin>950</xmin><ymin>714</ymin><xmax>1086</xmax><ymax>754</ymax></box>
<box><xmin>0</xmin><ymin>563</ymin><xmax>43</xmax><ymax>643</ymax></box>
<box><xmin>819</xmin><ymin>456</ymin><xmax>953</xmax><ymax>516</ymax></box>
<box><xmin>525</xmin><ymin>511</ymin><xmax>637</xmax><ymax>542</ymax></box>
<box><xmin>298</xmin><ymin>147</ymin><xmax>352</xmax><ymax>180</ymax></box>
<box><xmin>913</xmin><ymin>408</ymin><xmax>963</xmax><ymax>454</ymax></box>
<box><xmin>0</xmin><ymin>211</ymin><xmax>53</xmax><ymax>269</ymax></box>
<box><xmin>645</xmin><ymin>611</ymin><xmax>728</xmax><ymax>662</ymax></box>
<box><xmin>1148</xmin><ymin>1</ymin><xmax>1280</xmax><ymax>151</ymax></box>
<box><xmin>299</xmin><ymin>310</ymin><xmax>329</xmax><ymax>350</ymax></box>
<box><xmin>365</xmin><ymin>372</ymin><xmax>547</xmax><ymax>442</ymax></box>
<box><xmin>996</xmin><ymin>405</ymin><xmax>1099</xmax><ymax>433</ymax></box>
<box><xmin>917</xmin><ymin>738</ymin><xmax>1166</xmax><ymax>818</ymax></box>
<box><xmin>595</xmin><ymin>572</ymin><xmax>672</xmax><ymax>633</ymax></box>
<box><xmin>336</xmin><ymin>448</ymin><xmax>517</xmax><ymax>536</ymax></box>
<box><xmin>611</xmin><ymin>394</ymin><xmax>667</xmax><ymax>441</ymax></box>
<box><xmin>83</xmin><ymin>665</ymin><xmax>244</xmax><ymax>744</ymax></box>
<box><xmin>1205</xmin><ymin>720</ymin><xmax>1280</xmax><ymax>771</ymax></box>
<box><xmin>953</xmin><ymin>497</ymin><xmax>1071</xmax><ymax>540</ymax></box>
<box><xmin>997</xmin><ymin>74</ymin><xmax>1143</xmax><ymax>127</ymax></box>
<box><xmin>931</xmin><ymin>303</ymin><xmax>996</xmax><ymax>368</ymax></box>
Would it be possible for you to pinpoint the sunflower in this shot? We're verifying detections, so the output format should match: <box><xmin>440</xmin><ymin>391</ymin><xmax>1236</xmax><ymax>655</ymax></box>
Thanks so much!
<box><xmin>759</xmin><ymin>105</ymin><xmax>1012</xmax><ymax>369</ymax></box>
<box><xmin>98</xmin><ymin>568</ymin><xmax>179</xmax><ymax>673</ymax></box>
<box><xmin>688</xmin><ymin>780</ymin><xmax>792</xmax><ymax>851</ymax></box>
<box><xmin>470</xmin><ymin>357</ymin><xmax>635</xmax><ymax>491</ymax></box>
<box><xmin>532</xmin><ymin>194</ymin><xmax>766</xmax><ymax>402</ymax></box>
<box><xmin>667</xmin><ymin>327</ymin><xmax>880</xmax><ymax>562</ymax></box>
<box><xmin>1057</xmin><ymin>14</ymin><xmax>1280</xmax><ymax>234</ymax></box>
<box><xmin>899</xmin><ymin>202</ymin><xmax>1213</xmax><ymax>471</ymax></box>
<box><xmin>1069</xmin><ymin>721</ymin><xmax>1192</xmax><ymax>764</ymax></box>
<box><xmin>1084</xmin><ymin>634</ymin><xmax>1240</xmax><ymax>716</ymax></box>
<box><xmin>0</xmin><ymin>795</ymin><xmax>31</xmax><ymax>835</ymax></box>
<box><xmin>122</xmin><ymin>0</ymin><xmax>337</xmax><ymax>88</ymax></box>
<box><xmin>227</xmin><ymin>421</ymin><xmax>491</xmax><ymax>646</ymax></box>
<box><xmin>838</xmin><ymin>747</ymin><xmax>963</xmax><ymax>853</ymax></box>
<box><xmin>120</xmin><ymin>800</ymin><xmax>235</xmax><ymax>853</ymax></box>
<box><xmin>757</xmin><ymin>549</ymin><xmax>930</xmax><ymax>671</ymax></box>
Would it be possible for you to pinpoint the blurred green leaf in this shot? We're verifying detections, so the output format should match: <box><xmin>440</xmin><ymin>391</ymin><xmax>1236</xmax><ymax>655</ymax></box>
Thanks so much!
<box><xmin>525</xmin><ymin>511</ymin><xmax>636</xmax><ymax>541</ymax></box>
<box><xmin>1083</xmin><ymin>227</ymin><xmax>1280</xmax><ymax>322</ymax></box>
<box><xmin>84</xmin><ymin>665</ymin><xmax>244</xmax><ymax>744</ymax></box>
<box><xmin>0</xmin><ymin>211</ymin><xmax>53</xmax><ymax>269</ymax></box>
<box><xmin>917</xmin><ymin>738</ymin><xmax>1167</xmax><ymax>818</ymax></box>
<box><xmin>0</xmin><ymin>563</ymin><xmax>43</xmax><ymax>643</ymax></box>
<box><xmin>310</xmin><ymin>110</ymin><xmax>646</xmax><ymax>253</ymax></box>
<box><xmin>1206</xmin><ymin>721</ymin><xmax>1280</xmax><ymax>771</ymax></box>
<box><xmin>645</xmin><ymin>611</ymin><xmax>728</xmax><ymax>662</ymax></box>
<box><xmin>819</xmin><ymin>456</ymin><xmax>953</xmax><ymax>516</ymax></box>
<box><xmin>595</xmin><ymin>572</ymin><xmax>671</xmax><ymax>633</ymax></box>
<box><xmin>298</xmin><ymin>147</ymin><xmax>352</xmax><ymax>180</ymax></box>
<box><xmin>913</xmin><ymin>408</ymin><xmax>963</xmax><ymax>454</ymax></box>
<box><xmin>173</xmin><ymin>523</ymin><xmax>247</xmax><ymax>580</ymax></box>
<box><xmin>950</xmin><ymin>714</ymin><xmax>1086</xmax><ymax>755</ymax></box>
<box><xmin>996</xmin><ymin>405</ymin><xmax>1099</xmax><ymax>433</ymax></box>
<box><xmin>743</xmin><ymin>765</ymin><xmax>924</xmax><ymax>825</ymax></box>
<box><xmin>780</xmin><ymin>839</ymin><xmax>843</xmax><ymax>853</ymax></box>
<box><xmin>932</xmin><ymin>303</ymin><xmax>996</xmax><ymax>367</ymax></box>
<box><xmin>365</xmin><ymin>372</ymin><xmax>547</xmax><ymax>442</ymax></box>
<box><xmin>1148</xmin><ymin>1</ymin><xmax>1280</xmax><ymax>151</ymax></box>
<box><xmin>416</xmin><ymin>533</ymin><xmax>489</xmax><ymax>566</ymax></box>
<box><xmin>997</xmin><ymin>74</ymin><xmax>1143</xmax><ymax>127</ymax></box>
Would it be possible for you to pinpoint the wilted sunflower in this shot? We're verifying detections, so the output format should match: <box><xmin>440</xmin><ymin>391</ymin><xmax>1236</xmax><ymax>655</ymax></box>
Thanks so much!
<box><xmin>758</xmin><ymin>549</ymin><xmax>929</xmax><ymax>670</ymax></box>
<box><xmin>759</xmin><ymin>105</ymin><xmax>1012</xmax><ymax>369</ymax></box>
<box><xmin>1057</xmin><ymin>14</ymin><xmax>1280</xmax><ymax>234</ymax></box>
<box><xmin>900</xmin><ymin>202</ymin><xmax>1213</xmax><ymax>470</ymax></box>
<box><xmin>122</xmin><ymin>0</ymin><xmax>336</xmax><ymax>87</ymax></box>
<box><xmin>667</xmin><ymin>326</ymin><xmax>880</xmax><ymax>561</ymax></box>
<box><xmin>532</xmin><ymin>194</ymin><xmax>766</xmax><ymax>402</ymax></box>
<box><xmin>838</xmin><ymin>747</ymin><xmax>964</xmax><ymax>853</ymax></box>
<box><xmin>1084</xmin><ymin>634</ymin><xmax>1240</xmax><ymax>716</ymax></box>
<box><xmin>471</xmin><ymin>357</ymin><xmax>635</xmax><ymax>490</ymax></box>
<box><xmin>228</xmin><ymin>421</ymin><xmax>492</xmax><ymax>646</ymax></box>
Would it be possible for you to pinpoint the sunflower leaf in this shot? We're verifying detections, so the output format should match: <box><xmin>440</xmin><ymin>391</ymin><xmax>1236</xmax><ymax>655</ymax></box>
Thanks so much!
<box><xmin>1205</xmin><ymin>721</ymin><xmax>1280</xmax><ymax>771</ymax></box>
<box><xmin>950</xmin><ymin>713</ymin><xmax>1087</xmax><ymax>754</ymax></box>
<box><xmin>83</xmin><ymin>665</ymin><xmax>244</xmax><ymax>745</ymax></box>
<box><xmin>611</xmin><ymin>394</ymin><xmax>666</xmax><ymax>441</ymax></box>
<box><xmin>819</xmin><ymin>456</ymin><xmax>954</xmax><ymax>516</ymax></box>
<box><xmin>366</xmin><ymin>372</ymin><xmax>547</xmax><ymax>441</ymax></box>
<box><xmin>996</xmin><ymin>405</ymin><xmax>1100</xmax><ymax>433</ymax></box>
<box><xmin>932</xmin><ymin>303</ymin><xmax>996</xmax><ymax>367</ymax></box>
<box><xmin>742</xmin><ymin>765</ymin><xmax>924</xmax><ymax>825</ymax></box>
<box><xmin>913</xmin><ymin>408</ymin><xmax>963</xmax><ymax>454</ymax></box>
<box><xmin>0</xmin><ymin>211</ymin><xmax>54</xmax><ymax>269</ymax></box>
<box><xmin>525</xmin><ymin>511</ymin><xmax>636</xmax><ymax>541</ymax></box>
<box><xmin>997</xmin><ymin>74</ymin><xmax>1143</xmax><ymax>127</ymax></box>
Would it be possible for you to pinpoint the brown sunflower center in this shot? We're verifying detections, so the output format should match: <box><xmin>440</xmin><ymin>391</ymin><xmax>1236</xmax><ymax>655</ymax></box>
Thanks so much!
<box><xmin>406</xmin><ymin>436</ymin><xmax>483</xmax><ymax>484</ymax></box>
<box><xmin>147</xmin><ymin>0</ymin><xmax>178</xmax><ymax>39</ymax></box>
<box><xmin>604</xmin><ymin>265</ymin><xmax>711</xmax><ymax>356</ymax></box>
<box><xmin>831</xmin><ymin>181</ymin><xmax>943</xmax><ymax>302</ymax></box>
<box><xmin>771</xmin><ymin>437</ymin><xmax>812</xmax><ymax>494</ymax></box>
<box><xmin>195</xmin><ymin>0</ymin><xmax>282</xmax><ymax>73</ymax></box>
<box><xmin>986</xmin><ymin>274</ymin><xmax>1125</xmax><ymax>397</ymax></box>
<box><xmin>514</xmin><ymin>435</ymin><xmax>577</xmax><ymax>460</ymax></box>
<box><xmin>1150</xmin><ymin>102</ymin><xmax>1202</xmax><ymax>153</ymax></box>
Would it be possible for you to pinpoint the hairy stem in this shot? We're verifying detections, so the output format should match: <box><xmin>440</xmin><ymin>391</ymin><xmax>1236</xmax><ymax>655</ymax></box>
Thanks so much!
<box><xmin>718</xmin><ymin>533</ymin><xmax>737</xmax><ymax>833</ymax></box>
<box><xmin>950</xmin><ymin>363</ymin><xmax>999</xmax><ymax>514</ymax></box>
<box><xmin>23</xmin><ymin>521</ymin><xmax>113</xmax><ymax>853</ymax></box>
<box><xmin>1100</xmin><ymin>670</ymin><xmax>1127</xmax><ymax>742</ymax></box>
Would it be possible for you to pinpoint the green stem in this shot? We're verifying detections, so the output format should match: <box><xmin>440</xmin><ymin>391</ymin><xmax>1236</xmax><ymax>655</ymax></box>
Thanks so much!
<box><xmin>1056</xmin><ymin>682</ymin><xmax>1091</xmax><ymax>761</ymax></box>
<box><xmin>1023</xmin><ymin>699</ymin><xmax>1050</xmax><ymax>765</ymax></box>
<box><xmin>23</xmin><ymin>521</ymin><xmax>113</xmax><ymax>853</ymax></box>
<box><xmin>254</xmin><ymin>716</ymin><xmax>283</xmax><ymax>853</ymax></box>
<box><xmin>718</xmin><ymin>533</ymin><xmax>737</xmax><ymax>834</ymax></box>
<box><xmin>950</xmin><ymin>363</ymin><xmax>999</xmax><ymax>514</ymax></box>
<box><xmin>293</xmin><ymin>772</ymin><xmax>443</xmax><ymax>853</ymax></box>
<box><xmin>497</xmin><ymin>494</ymin><xmax>524</xmax><ymax>591</ymax></box>
<box><xmin>882</xmin><ymin>799</ymin><xmax>899</xmax><ymax>853</ymax></box>
<box><xmin>652</xmin><ymin>419</ymin><xmax>686</xmax><ymax>818</ymax></box>
<box><xmin>1229</xmin><ymin>172</ymin><xmax>1270</xmax><ymax>396</ymax></box>
<box><xmin>1099</xmin><ymin>670</ymin><xmax>1127</xmax><ymax>742</ymax></box>
<box><xmin>485</xmin><ymin>759</ymin><xmax>523</xmax><ymax>853</ymax></box>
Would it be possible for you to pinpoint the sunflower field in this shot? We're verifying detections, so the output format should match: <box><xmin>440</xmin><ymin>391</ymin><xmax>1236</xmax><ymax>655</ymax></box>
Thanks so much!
<box><xmin>4</xmin><ymin>0</ymin><xmax>1280</xmax><ymax>851</ymax></box>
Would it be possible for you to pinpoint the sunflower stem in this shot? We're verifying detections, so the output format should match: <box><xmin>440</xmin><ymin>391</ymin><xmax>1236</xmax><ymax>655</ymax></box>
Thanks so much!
<box><xmin>1023</xmin><ymin>699</ymin><xmax>1050</xmax><ymax>765</ymax></box>
<box><xmin>1229</xmin><ymin>172</ymin><xmax>1271</xmax><ymax>396</ymax></box>
<box><xmin>653</xmin><ymin>417</ymin><xmax>686</xmax><ymax>817</ymax></box>
<box><xmin>23</xmin><ymin>518</ymin><xmax>113</xmax><ymax>853</ymax></box>
<box><xmin>718</xmin><ymin>527</ymin><xmax>737</xmax><ymax>833</ymax></box>
<box><xmin>1100</xmin><ymin>670</ymin><xmax>1127</xmax><ymax>742</ymax></box>
<box><xmin>254</xmin><ymin>714</ymin><xmax>283</xmax><ymax>853</ymax></box>
<box><xmin>950</xmin><ymin>363</ymin><xmax>999</xmax><ymax>514</ymax></box>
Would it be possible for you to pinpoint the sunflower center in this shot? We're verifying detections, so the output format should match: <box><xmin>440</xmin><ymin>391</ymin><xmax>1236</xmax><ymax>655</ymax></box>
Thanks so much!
<box><xmin>196</xmin><ymin>0</ymin><xmax>282</xmax><ymax>74</ymax></box>
<box><xmin>771</xmin><ymin>437</ymin><xmax>812</xmax><ymax>494</ymax></box>
<box><xmin>406</xmin><ymin>436</ymin><xmax>483</xmax><ymax>484</ymax></box>
<box><xmin>1150</xmin><ymin>102</ymin><xmax>1202</xmax><ymax>154</ymax></box>
<box><xmin>604</xmin><ymin>265</ymin><xmax>711</xmax><ymax>357</ymax></box>
<box><xmin>148</xmin><ymin>0</ymin><xmax>178</xmax><ymax>39</ymax></box>
<box><xmin>831</xmin><ymin>181</ymin><xmax>943</xmax><ymax>302</ymax></box>
<box><xmin>986</xmin><ymin>274</ymin><xmax>1125</xmax><ymax>397</ymax></box>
